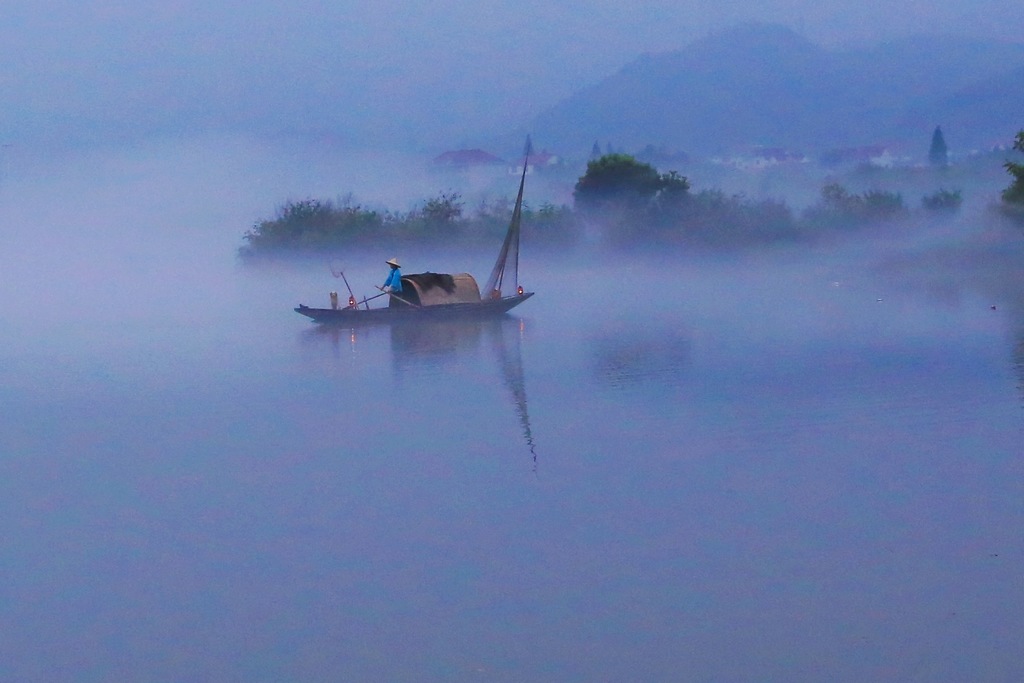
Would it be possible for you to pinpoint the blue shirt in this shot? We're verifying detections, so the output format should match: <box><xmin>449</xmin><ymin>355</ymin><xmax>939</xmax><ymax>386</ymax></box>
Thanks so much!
<box><xmin>383</xmin><ymin>267</ymin><xmax>403</xmax><ymax>292</ymax></box>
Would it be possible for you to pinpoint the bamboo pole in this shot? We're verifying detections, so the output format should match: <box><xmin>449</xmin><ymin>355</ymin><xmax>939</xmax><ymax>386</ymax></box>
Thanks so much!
<box><xmin>377</xmin><ymin>286</ymin><xmax>420</xmax><ymax>308</ymax></box>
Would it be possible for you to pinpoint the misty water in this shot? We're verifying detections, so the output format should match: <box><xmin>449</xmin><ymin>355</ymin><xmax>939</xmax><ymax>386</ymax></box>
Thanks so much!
<box><xmin>2</xmin><ymin>142</ymin><xmax>1023</xmax><ymax>682</ymax></box>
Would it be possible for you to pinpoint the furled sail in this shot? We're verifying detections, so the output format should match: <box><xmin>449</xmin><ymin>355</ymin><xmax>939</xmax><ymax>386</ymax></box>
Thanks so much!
<box><xmin>484</xmin><ymin>136</ymin><xmax>531</xmax><ymax>298</ymax></box>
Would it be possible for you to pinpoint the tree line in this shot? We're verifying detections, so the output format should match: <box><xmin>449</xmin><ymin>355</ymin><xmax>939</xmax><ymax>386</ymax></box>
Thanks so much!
<box><xmin>241</xmin><ymin>133</ymin><xmax>1024</xmax><ymax>259</ymax></box>
<box><xmin>239</xmin><ymin>193</ymin><xmax>575</xmax><ymax>259</ymax></box>
<box><xmin>1003</xmin><ymin>131</ymin><xmax>1024</xmax><ymax>206</ymax></box>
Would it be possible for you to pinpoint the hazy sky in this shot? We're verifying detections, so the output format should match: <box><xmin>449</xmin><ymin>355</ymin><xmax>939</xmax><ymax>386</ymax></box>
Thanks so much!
<box><xmin>2</xmin><ymin>0</ymin><xmax>1022</xmax><ymax>150</ymax></box>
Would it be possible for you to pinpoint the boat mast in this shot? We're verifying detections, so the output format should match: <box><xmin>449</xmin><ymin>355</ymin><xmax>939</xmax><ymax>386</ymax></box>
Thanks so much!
<box><xmin>484</xmin><ymin>136</ymin><xmax>530</xmax><ymax>298</ymax></box>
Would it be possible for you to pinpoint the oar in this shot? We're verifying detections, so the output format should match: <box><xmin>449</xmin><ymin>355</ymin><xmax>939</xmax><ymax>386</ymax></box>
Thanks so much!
<box><xmin>376</xmin><ymin>286</ymin><xmax>420</xmax><ymax>308</ymax></box>
<box><xmin>357</xmin><ymin>291</ymin><xmax>388</xmax><ymax>308</ymax></box>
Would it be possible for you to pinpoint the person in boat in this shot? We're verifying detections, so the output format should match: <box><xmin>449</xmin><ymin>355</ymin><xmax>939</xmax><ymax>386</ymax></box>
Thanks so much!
<box><xmin>382</xmin><ymin>257</ymin><xmax>403</xmax><ymax>293</ymax></box>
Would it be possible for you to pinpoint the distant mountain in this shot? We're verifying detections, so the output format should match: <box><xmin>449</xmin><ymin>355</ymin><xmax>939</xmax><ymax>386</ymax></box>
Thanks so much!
<box><xmin>527</xmin><ymin>24</ymin><xmax>1024</xmax><ymax>159</ymax></box>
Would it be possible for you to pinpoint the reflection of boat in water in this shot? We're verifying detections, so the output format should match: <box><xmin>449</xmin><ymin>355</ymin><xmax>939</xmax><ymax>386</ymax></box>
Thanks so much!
<box><xmin>389</xmin><ymin>317</ymin><xmax>489</xmax><ymax>358</ymax></box>
<box><xmin>300</xmin><ymin>301</ymin><xmax>539</xmax><ymax>465</ymax></box>
<box><xmin>390</xmin><ymin>317</ymin><xmax>539</xmax><ymax>467</ymax></box>
<box><xmin>295</xmin><ymin>141</ymin><xmax>535</xmax><ymax>325</ymax></box>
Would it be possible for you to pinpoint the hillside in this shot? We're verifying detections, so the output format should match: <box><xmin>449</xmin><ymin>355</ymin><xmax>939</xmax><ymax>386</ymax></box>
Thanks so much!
<box><xmin>526</xmin><ymin>24</ymin><xmax>1024</xmax><ymax>158</ymax></box>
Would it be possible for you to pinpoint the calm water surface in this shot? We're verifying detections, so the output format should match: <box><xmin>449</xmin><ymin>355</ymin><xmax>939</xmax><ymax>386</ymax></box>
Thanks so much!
<box><xmin>1</xmin><ymin>147</ymin><xmax>1022</xmax><ymax>681</ymax></box>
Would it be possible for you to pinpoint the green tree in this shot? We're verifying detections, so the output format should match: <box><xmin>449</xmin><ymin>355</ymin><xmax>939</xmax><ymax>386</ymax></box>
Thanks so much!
<box><xmin>420</xmin><ymin>191</ymin><xmax>463</xmax><ymax>225</ymax></box>
<box><xmin>522</xmin><ymin>202</ymin><xmax>580</xmax><ymax>244</ymax></box>
<box><xmin>922</xmin><ymin>188</ymin><xmax>963</xmax><ymax>211</ymax></box>
<box><xmin>803</xmin><ymin>183</ymin><xmax>906</xmax><ymax>228</ymax></box>
<box><xmin>928</xmin><ymin>126</ymin><xmax>948</xmax><ymax>167</ymax></box>
<box><xmin>1003</xmin><ymin>131</ymin><xmax>1024</xmax><ymax>205</ymax></box>
<box><xmin>241</xmin><ymin>197</ymin><xmax>385</xmax><ymax>254</ymax></box>
<box><xmin>651</xmin><ymin>170</ymin><xmax>691</xmax><ymax>218</ymax></box>
<box><xmin>573</xmin><ymin>154</ymin><xmax>688</xmax><ymax>211</ymax></box>
<box><xmin>861</xmin><ymin>189</ymin><xmax>906</xmax><ymax>219</ymax></box>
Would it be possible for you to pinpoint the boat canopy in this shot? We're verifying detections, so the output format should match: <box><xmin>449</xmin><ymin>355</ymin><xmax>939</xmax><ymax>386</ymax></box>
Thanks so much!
<box><xmin>392</xmin><ymin>272</ymin><xmax>481</xmax><ymax>307</ymax></box>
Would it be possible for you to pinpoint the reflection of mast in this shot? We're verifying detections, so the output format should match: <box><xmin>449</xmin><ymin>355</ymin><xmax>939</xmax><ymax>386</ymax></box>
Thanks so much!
<box><xmin>1013</xmin><ymin>333</ymin><xmax>1024</xmax><ymax>402</ymax></box>
<box><xmin>490</xmin><ymin>318</ymin><xmax>538</xmax><ymax>470</ymax></box>
<box><xmin>316</xmin><ymin>317</ymin><xmax>539</xmax><ymax>467</ymax></box>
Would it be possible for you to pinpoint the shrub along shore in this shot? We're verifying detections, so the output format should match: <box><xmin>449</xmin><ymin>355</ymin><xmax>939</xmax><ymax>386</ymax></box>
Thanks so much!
<box><xmin>239</xmin><ymin>154</ymin><xmax>988</xmax><ymax>260</ymax></box>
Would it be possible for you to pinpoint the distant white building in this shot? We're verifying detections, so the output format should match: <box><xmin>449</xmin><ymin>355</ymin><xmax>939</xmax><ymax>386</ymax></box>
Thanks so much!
<box><xmin>712</xmin><ymin>146</ymin><xmax>809</xmax><ymax>171</ymax></box>
<box><xmin>819</xmin><ymin>144</ymin><xmax>910</xmax><ymax>168</ymax></box>
<box><xmin>509</xmin><ymin>150</ymin><xmax>561</xmax><ymax>175</ymax></box>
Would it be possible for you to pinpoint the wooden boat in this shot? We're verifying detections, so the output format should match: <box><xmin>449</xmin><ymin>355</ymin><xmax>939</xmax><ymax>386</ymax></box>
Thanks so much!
<box><xmin>295</xmin><ymin>140</ymin><xmax>535</xmax><ymax>325</ymax></box>
<box><xmin>295</xmin><ymin>285</ymin><xmax>534</xmax><ymax>323</ymax></box>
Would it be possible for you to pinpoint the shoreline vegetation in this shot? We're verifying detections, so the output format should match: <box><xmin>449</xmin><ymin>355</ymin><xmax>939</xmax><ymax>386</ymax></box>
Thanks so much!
<box><xmin>240</xmin><ymin>135</ymin><xmax>1024</xmax><ymax>260</ymax></box>
<box><xmin>1000</xmin><ymin>131</ymin><xmax>1024</xmax><ymax>220</ymax></box>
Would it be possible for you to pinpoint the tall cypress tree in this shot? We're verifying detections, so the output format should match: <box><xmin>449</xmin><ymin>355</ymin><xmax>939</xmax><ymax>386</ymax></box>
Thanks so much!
<box><xmin>929</xmin><ymin>126</ymin><xmax>948</xmax><ymax>167</ymax></box>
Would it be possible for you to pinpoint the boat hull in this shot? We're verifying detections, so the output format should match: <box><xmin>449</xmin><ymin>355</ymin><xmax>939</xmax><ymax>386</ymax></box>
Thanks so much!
<box><xmin>295</xmin><ymin>292</ymin><xmax>533</xmax><ymax>325</ymax></box>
